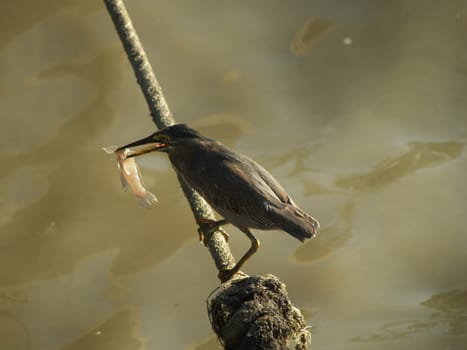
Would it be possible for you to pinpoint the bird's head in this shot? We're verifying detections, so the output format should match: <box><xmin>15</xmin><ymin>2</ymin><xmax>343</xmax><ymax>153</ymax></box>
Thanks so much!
<box><xmin>117</xmin><ymin>124</ymin><xmax>205</xmax><ymax>157</ymax></box>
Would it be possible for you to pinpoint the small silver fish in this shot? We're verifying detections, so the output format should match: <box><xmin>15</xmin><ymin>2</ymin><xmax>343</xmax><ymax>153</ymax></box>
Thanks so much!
<box><xmin>103</xmin><ymin>146</ymin><xmax>158</xmax><ymax>208</ymax></box>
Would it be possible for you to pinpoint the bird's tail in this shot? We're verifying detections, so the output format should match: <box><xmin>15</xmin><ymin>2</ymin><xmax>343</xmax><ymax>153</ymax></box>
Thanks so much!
<box><xmin>269</xmin><ymin>204</ymin><xmax>320</xmax><ymax>242</ymax></box>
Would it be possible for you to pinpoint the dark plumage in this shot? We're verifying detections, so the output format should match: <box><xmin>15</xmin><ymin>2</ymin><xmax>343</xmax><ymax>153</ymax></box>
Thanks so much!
<box><xmin>121</xmin><ymin>124</ymin><xmax>319</xmax><ymax>281</ymax></box>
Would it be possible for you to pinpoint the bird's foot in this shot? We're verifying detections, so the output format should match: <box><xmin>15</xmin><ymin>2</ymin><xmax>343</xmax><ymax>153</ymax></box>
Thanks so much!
<box><xmin>197</xmin><ymin>219</ymin><xmax>229</xmax><ymax>245</ymax></box>
<box><xmin>219</xmin><ymin>229</ymin><xmax>230</xmax><ymax>242</ymax></box>
<box><xmin>218</xmin><ymin>268</ymin><xmax>248</xmax><ymax>283</ymax></box>
<box><xmin>217</xmin><ymin>268</ymin><xmax>240</xmax><ymax>283</ymax></box>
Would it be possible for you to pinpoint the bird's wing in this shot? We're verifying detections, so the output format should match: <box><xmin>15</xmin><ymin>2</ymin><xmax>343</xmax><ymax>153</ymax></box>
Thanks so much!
<box><xmin>246</xmin><ymin>158</ymin><xmax>292</xmax><ymax>205</ymax></box>
<box><xmin>205</xmin><ymin>153</ymin><xmax>291</xmax><ymax>214</ymax></box>
<box><xmin>239</xmin><ymin>157</ymin><xmax>319</xmax><ymax>238</ymax></box>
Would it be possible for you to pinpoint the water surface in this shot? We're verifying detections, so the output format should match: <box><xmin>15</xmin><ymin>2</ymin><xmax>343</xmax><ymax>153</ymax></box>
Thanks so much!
<box><xmin>1</xmin><ymin>0</ymin><xmax>466</xmax><ymax>349</ymax></box>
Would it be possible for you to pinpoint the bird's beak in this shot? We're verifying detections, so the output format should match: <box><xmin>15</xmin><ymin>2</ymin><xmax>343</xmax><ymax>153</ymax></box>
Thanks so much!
<box><xmin>116</xmin><ymin>134</ymin><xmax>167</xmax><ymax>158</ymax></box>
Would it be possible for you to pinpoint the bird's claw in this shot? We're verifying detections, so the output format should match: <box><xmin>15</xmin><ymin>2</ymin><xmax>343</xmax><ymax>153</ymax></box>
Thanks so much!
<box><xmin>197</xmin><ymin>227</ymin><xmax>206</xmax><ymax>245</ymax></box>
<box><xmin>218</xmin><ymin>268</ymin><xmax>235</xmax><ymax>283</ymax></box>
<box><xmin>217</xmin><ymin>268</ymin><xmax>247</xmax><ymax>283</ymax></box>
<box><xmin>219</xmin><ymin>229</ymin><xmax>230</xmax><ymax>242</ymax></box>
<box><xmin>198</xmin><ymin>218</ymin><xmax>221</xmax><ymax>234</ymax></box>
<box><xmin>197</xmin><ymin>219</ymin><xmax>229</xmax><ymax>246</ymax></box>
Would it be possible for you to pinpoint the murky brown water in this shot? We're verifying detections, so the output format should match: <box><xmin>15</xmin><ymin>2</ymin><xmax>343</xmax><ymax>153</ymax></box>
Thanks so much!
<box><xmin>1</xmin><ymin>0</ymin><xmax>467</xmax><ymax>349</ymax></box>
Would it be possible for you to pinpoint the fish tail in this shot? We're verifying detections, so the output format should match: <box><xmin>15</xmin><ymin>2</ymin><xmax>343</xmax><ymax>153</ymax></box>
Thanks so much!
<box><xmin>136</xmin><ymin>191</ymin><xmax>158</xmax><ymax>208</ymax></box>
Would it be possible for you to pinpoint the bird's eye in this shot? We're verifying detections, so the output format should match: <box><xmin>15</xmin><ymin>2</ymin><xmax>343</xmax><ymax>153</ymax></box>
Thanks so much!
<box><xmin>154</xmin><ymin>134</ymin><xmax>169</xmax><ymax>143</ymax></box>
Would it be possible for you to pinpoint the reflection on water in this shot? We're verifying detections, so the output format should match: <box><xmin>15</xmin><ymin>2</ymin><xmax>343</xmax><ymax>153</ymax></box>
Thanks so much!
<box><xmin>260</xmin><ymin>144</ymin><xmax>322</xmax><ymax>174</ymax></box>
<box><xmin>290</xmin><ymin>18</ymin><xmax>335</xmax><ymax>56</ymax></box>
<box><xmin>335</xmin><ymin>142</ymin><xmax>464</xmax><ymax>191</ymax></box>
<box><xmin>352</xmin><ymin>289</ymin><xmax>467</xmax><ymax>343</ymax></box>
<box><xmin>352</xmin><ymin>319</ymin><xmax>433</xmax><ymax>342</ymax></box>
<box><xmin>58</xmin><ymin>309</ymin><xmax>143</xmax><ymax>350</ymax></box>
<box><xmin>0</xmin><ymin>0</ymin><xmax>99</xmax><ymax>50</ymax></box>
<box><xmin>293</xmin><ymin>202</ymin><xmax>354</xmax><ymax>263</ymax></box>
<box><xmin>0</xmin><ymin>289</ymin><xmax>28</xmax><ymax>303</ymax></box>
<box><xmin>422</xmin><ymin>289</ymin><xmax>467</xmax><ymax>336</ymax></box>
<box><xmin>0</xmin><ymin>48</ymin><xmax>125</xmax><ymax>286</ymax></box>
<box><xmin>190</xmin><ymin>113</ymin><xmax>252</xmax><ymax>147</ymax></box>
<box><xmin>189</xmin><ymin>335</ymin><xmax>219</xmax><ymax>350</ymax></box>
<box><xmin>0</xmin><ymin>311</ymin><xmax>30</xmax><ymax>350</ymax></box>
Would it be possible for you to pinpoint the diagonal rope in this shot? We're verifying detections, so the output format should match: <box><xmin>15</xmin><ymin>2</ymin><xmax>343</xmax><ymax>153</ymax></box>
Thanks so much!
<box><xmin>103</xmin><ymin>0</ymin><xmax>236</xmax><ymax>274</ymax></box>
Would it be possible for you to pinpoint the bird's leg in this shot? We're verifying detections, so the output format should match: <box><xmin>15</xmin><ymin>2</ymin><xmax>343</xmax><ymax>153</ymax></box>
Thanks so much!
<box><xmin>218</xmin><ymin>228</ymin><xmax>260</xmax><ymax>282</ymax></box>
<box><xmin>197</xmin><ymin>218</ymin><xmax>229</xmax><ymax>245</ymax></box>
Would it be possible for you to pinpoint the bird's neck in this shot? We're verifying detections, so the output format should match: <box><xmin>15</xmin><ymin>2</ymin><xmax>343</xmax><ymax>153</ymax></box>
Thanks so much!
<box><xmin>168</xmin><ymin>140</ymin><xmax>208</xmax><ymax>175</ymax></box>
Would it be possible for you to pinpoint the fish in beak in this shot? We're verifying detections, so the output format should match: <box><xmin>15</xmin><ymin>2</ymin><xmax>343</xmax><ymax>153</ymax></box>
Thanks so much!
<box><xmin>116</xmin><ymin>134</ymin><xmax>168</xmax><ymax>158</ymax></box>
